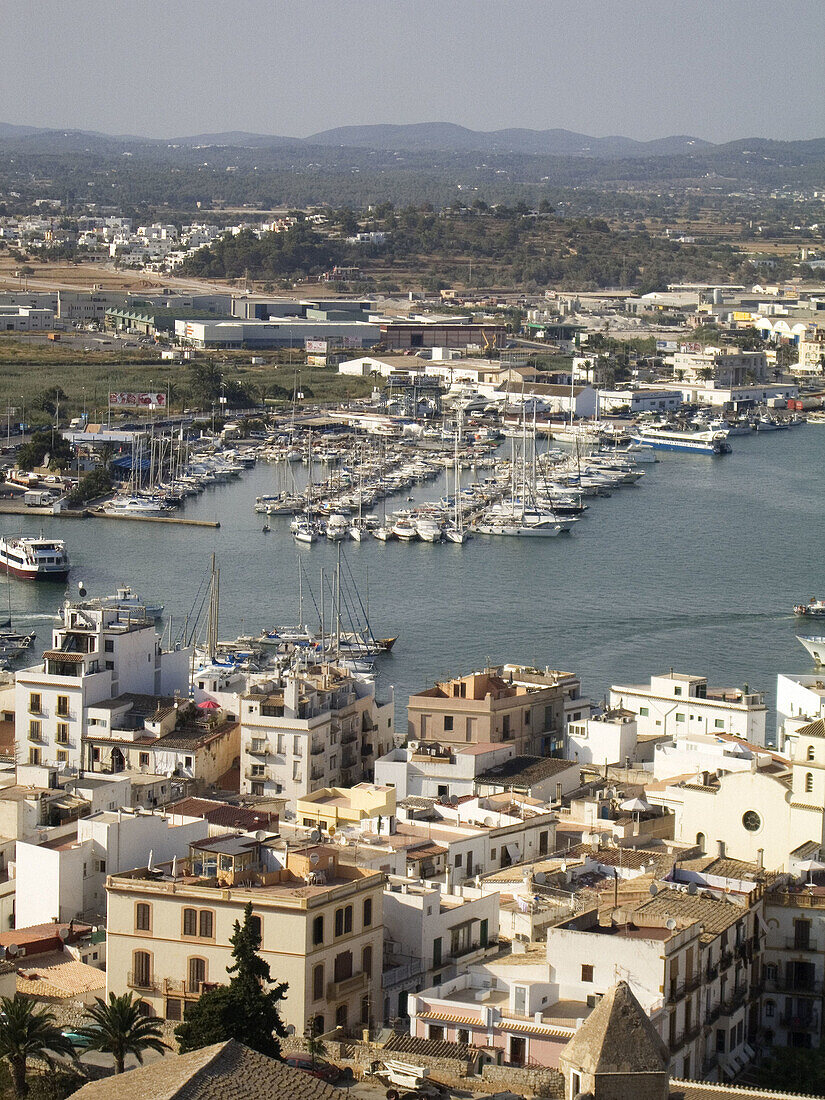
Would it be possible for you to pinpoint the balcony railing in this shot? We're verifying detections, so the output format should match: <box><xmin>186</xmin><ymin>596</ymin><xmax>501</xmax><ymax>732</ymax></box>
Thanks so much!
<box><xmin>721</xmin><ymin>985</ymin><xmax>748</xmax><ymax>1014</ymax></box>
<box><xmin>246</xmin><ymin>741</ymin><xmax>268</xmax><ymax>755</ymax></box>
<box><xmin>341</xmin><ymin>731</ymin><xmax>357</xmax><ymax>745</ymax></box>
<box><xmin>127</xmin><ymin>972</ymin><xmax>160</xmax><ymax>992</ymax></box>
<box><xmin>765</xmin><ymin>977</ymin><xmax>823</xmax><ymax>996</ymax></box>
<box><xmin>326</xmin><ymin>970</ymin><xmax>368</xmax><ymax>1001</ymax></box>
<box><xmin>310</xmin><ymin>744</ymin><xmax>325</xmax><ymax>756</ymax></box>
<box><xmin>720</xmin><ymin>951</ymin><xmax>733</xmax><ymax>971</ymax></box>
<box><xmin>703</xmin><ymin>1053</ymin><xmax>719</xmax><ymax>1075</ymax></box>
<box><xmin>706</xmin><ymin>963</ymin><xmax>719</xmax><ymax>982</ymax></box>
<box><xmin>779</xmin><ymin>1011</ymin><xmax>820</xmax><ymax>1030</ymax></box>
<box><xmin>245</xmin><ymin>768</ymin><xmax>267</xmax><ymax>781</ymax></box>
<box><xmin>785</xmin><ymin>936</ymin><xmax>819</xmax><ymax>952</ymax></box>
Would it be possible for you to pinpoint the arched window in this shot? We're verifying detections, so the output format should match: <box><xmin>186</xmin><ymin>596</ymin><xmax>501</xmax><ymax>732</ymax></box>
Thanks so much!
<box><xmin>806</xmin><ymin>773</ymin><xmax>814</xmax><ymax>793</ymax></box>
<box><xmin>182</xmin><ymin>908</ymin><xmax>197</xmax><ymax>936</ymax></box>
<box><xmin>132</xmin><ymin>950</ymin><xmax>151</xmax><ymax>989</ymax></box>
<box><xmin>362</xmin><ymin>944</ymin><xmax>373</xmax><ymax>979</ymax></box>
<box><xmin>696</xmin><ymin>832</ymin><xmax>706</xmax><ymax>853</ymax></box>
<box><xmin>311</xmin><ymin>1014</ymin><xmax>324</xmax><ymax>1036</ymax></box>
<box><xmin>808</xmin><ymin>745</ymin><xmax>816</xmax><ymax>762</ymax></box>
<box><xmin>335</xmin><ymin>1003</ymin><xmax>348</xmax><ymax>1028</ymax></box>
<box><xmin>188</xmin><ymin>957</ymin><xmax>206</xmax><ymax>994</ymax></box>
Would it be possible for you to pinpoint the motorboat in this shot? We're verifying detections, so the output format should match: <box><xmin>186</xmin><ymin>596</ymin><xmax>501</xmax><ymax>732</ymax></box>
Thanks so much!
<box><xmin>798</xmin><ymin>636</ymin><xmax>825</xmax><ymax>665</ymax></box>
<box><xmin>392</xmin><ymin>518</ymin><xmax>418</xmax><ymax>541</ymax></box>
<box><xmin>0</xmin><ymin>535</ymin><xmax>69</xmax><ymax>581</ymax></box>
<box><xmin>794</xmin><ymin>598</ymin><xmax>825</xmax><ymax>618</ymax></box>
<box><xmin>415</xmin><ymin>518</ymin><xmax>443</xmax><ymax>543</ymax></box>
<box><xmin>86</xmin><ymin>585</ymin><xmax>164</xmax><ymax>620</ymax></box>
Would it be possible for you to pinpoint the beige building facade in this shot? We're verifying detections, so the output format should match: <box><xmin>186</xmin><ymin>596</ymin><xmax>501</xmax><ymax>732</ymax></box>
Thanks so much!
<box><xmin>106</xmin><ymin>841</ymin><xmax>385</xmax><ymax>1035</ymax></box>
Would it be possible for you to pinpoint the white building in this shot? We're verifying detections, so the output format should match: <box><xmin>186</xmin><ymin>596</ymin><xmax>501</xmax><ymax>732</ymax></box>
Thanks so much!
<box><xmin>14</xmin><ymin>808</ymin><xmax>209</xmax><ymax>927</ymax></box>
<box><xmin>672</xmin><ymin>346</ymin><xmax>768</xmax><ymax>386</ymax></box>
<box><xmin>565</xmin><ymin>708</ymin><xmax>638</xmax><ymax>767</ymax></box>
<box><xmin>776</xmin><ymin>673</ymin><xmax>825</xmax><ymax>751</ymax></box>
<box><xmin>382</xmin><ymin>878</ymin><xmax>499</xmax><ymax>1021</ymax></box>
<box><xmin>652</xmin><ymin>729</ymin><xmax>779</xmax><ymax>782</ymax></box>
<box><xmin>15</xmin><ymin>602</ymin><xmax>191</xmax><ymax>774</ymax></box>
<box><xmin>175</xmin><ymin>318</ymin><xmax>380</xmax><ymax>349</ymax></box>
<box><xmin>610</xmin><ymin>672</ymin><xmax>767</xmax><ymax>747</ymax></box>
<box><xmin>0</xmin><ymin>305</ymin><xmax>55</xmax><ymax>331</ymax></box>
<box><xmin>597</xmin><ymin>388</ymin><xmax>683</xmax><ymax>414</ymax></box>
<box><xmin>240</xmin><ymin>664</ymin><xmax>394</xmax><ymax>812</ymax></box>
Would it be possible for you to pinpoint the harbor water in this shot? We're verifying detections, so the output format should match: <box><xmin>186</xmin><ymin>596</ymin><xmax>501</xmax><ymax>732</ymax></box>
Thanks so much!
<box><xmin>3</xmin><ymin>426</ymin><xmax>824</xmax><ymax>738</ymax></box>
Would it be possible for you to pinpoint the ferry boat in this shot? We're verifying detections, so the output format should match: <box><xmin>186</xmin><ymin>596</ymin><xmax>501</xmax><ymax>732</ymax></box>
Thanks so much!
<box><xmin>630</xmin><ymin>426</ymin><xmax>732</xmax><ymax>455</ymax></box>
<box><xmin>0</xmin><ymin>535</ymin><xmax>69</xmax><ymax>581</ymax></box>
<box><xmin>797</xmin><ymin>636</ymin><xmax>825</xmax><ymax>665</ymax></box>
<box><xmin>794</xmin><ymin>598</ymin><xmax>825</xmax><ymax>618</ymax></box>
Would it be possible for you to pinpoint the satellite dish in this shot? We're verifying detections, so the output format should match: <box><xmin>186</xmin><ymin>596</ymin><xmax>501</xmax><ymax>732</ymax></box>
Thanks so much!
<box><xmin>560</xmin><ymin>861</ymin><xmax>567</xmax><ymax>873</ymax></box>
<box><xmin>535</xmin><ymin>872</ymin><xmax>546</xmax><ymax>885</ymax></box>
<box><xmin>56</xmin><ymin>929</ymin><xmax>66</xmax><ymax>943</ymax></box>
<box><xmin>255</xmin><ymin>830</ymin><xmax>267</xmax><ymax>842</ymax></box>
<box><xmin>449</xmin><ymin>795</ymin><xmax>459</xmax><ymax>806</ymax></box>
<box><xmin>310</xmin><ymin>828</ymin><xmax>321</xmax><ymax>844</ymax></box>
<box><xmin>309</xmin><ymin>853</ymin><xmax>320</xmax><ymax>866</ymax></box>
<box><xmin>666</xmin><ymin>918</ymin><xmax>677</xmax><ymax>930</ymax></box>
<box><xmin>6</xmin><ymin>944</ymin><xmax>18</xmax><ymax>957</ymax></box>
<box><xmin>688</xmin><ymin>882</ymin><xmax>698</xmax><ymax>896</ymax></box>
<box><xmin>77</xmin><ymin>581</ymin><xmax>87</xmax><ymax>597</ymax></box>
<box><xmin>484</xmin><ymin>816</ymin><xmax>495</xmax><ymax>827</ymax></box>
<box><xmin>649</xmin><ymin>884</ymin><xmax>658</xmax><ymax>897</ymax></box>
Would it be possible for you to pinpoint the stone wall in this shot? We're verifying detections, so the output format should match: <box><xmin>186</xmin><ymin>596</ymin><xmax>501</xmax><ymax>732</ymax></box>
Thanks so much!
<box><xmin>482</xmin><ymin>1063</ymin><xmax>565</xmax><ymax>1097</ymax></box>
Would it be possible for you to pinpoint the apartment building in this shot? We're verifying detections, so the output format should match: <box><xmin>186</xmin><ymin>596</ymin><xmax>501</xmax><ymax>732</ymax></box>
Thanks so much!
<box><xmin>610</xmin><ymin>672</ymin><xmax>767</xmax><ymax>747</ymax></box>
<box><xmin>106</xmin><ymin>840</ymin><xmax>385</xmax><ymax>1034</ymax></box>
<box><xmin>762</xmin><ymin>870</ymin><xmax>825</xmax><ymax>1049</ymax></box>
<box><xmin>382</xmin><ymin>878</ymin><xmax>500</xmax><ymax>1024</ymax></box>
<box><xmin>15</xmin><ymin>602</ymin><xmax>190</xmax><ymax>774</ymax></box>
<box><xmin>239</xmin><ymin>664</ymin><xmax>394</xmax><ymax>811</ymax></box>
<box><xmin>407</xmin><ymin>666</ymin><xmax>575</xmax><ymax>756</ymax></box>
<box><xmin>14</xmin><ymin>808</ymin><xmax>209</xmax><ymax>927</ymax></box>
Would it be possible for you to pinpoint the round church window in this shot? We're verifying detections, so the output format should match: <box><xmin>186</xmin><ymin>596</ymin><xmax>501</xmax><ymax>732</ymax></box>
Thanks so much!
<box><xmin>742</xmin><ymin>810</ymin><xmax>761</xmax><ymax>832</ymax></box>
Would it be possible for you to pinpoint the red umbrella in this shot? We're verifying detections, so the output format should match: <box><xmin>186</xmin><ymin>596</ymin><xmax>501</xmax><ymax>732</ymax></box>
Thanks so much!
<box><xmin>197</xmin><ymin>700</ymin><xmax>221</xmax><ymax>710</ymax></box>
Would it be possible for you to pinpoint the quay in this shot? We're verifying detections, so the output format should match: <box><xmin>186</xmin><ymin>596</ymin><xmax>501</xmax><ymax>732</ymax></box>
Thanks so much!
<box><xmin>89</xmin><ymin>509</ymin><xmax>220</xmax><ymax>528</ymax></box>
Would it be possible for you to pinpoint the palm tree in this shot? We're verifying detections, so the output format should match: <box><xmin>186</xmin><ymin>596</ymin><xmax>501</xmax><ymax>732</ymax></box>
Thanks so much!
<box><xmin>79</xmin><ymin>992</ymin><xmax>168</xmax><ymax>1075</ymax></box>
<box><xmin>0</xmin><ymin>994</ymin><xmax>76</xmax><ymax>1098</ymax></box>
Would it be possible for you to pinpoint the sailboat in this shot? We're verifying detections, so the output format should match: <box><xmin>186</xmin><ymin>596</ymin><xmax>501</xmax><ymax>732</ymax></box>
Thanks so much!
<box><xmin>444</xmin><ymin>412</ymin><xmax>469</xmax><ymax>544</ymax></box>
<box><xmin>373</xmin><ymin>440</ymin><xmax>395</xmax><ymax>542</ymax></box>
<box><xmin>293</xmin><ymin>430</ymin><xmax>319</xmax><ymax>544</ymax></box>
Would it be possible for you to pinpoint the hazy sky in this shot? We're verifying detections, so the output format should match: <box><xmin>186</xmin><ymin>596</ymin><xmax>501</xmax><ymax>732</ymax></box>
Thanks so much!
<box><xmin>3</xmin><ymin>0</ymin><xmax>823</xmax><ymax>143</ymax></box>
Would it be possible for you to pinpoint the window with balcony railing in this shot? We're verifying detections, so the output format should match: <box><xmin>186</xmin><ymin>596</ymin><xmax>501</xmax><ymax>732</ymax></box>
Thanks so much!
<box><xmin>56</xmin><ymin>695</ymin><xmax>70</xmax><ymax>718</ymax></box>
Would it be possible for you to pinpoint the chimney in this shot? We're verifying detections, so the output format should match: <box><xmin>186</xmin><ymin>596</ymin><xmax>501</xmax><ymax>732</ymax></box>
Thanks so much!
<box><xmin>756</xmin><ymin>848</ymin><xmax>764</xmax><ymax>870</ymax></box>
<box><xmin>716</xmin><ymin>839</ymin><xmax>725</xmax><ymax>858</ymax></box>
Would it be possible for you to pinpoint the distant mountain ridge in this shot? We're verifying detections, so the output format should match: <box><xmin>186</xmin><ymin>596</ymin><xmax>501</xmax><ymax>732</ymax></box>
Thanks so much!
<box><xmin>0</xmin><ymin>120</ymin><xmax>823</xmax><ymax>163</ymax></box>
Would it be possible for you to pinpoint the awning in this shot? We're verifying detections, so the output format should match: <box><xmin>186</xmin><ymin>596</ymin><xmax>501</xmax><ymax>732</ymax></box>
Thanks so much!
<box><xmin>505</xmin><ymin>843</ymin><xmax>521</xmax><ymax>862</ymax></box>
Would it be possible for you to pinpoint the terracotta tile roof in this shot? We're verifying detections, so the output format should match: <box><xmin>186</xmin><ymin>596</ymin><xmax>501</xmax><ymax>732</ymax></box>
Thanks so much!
<box><xmin>16</xmin><ymin>950</ymin><xmax>105</xmax><ymax>999</ymax></box>
<box><xmin>384</xmin><ymin>1030</ymin><xmax>481</xmax><ymax>1060</ymax></box>
<box><xmin>632</xmin><ymin>887</ymin><xmax>748</xmax><ymax>941</ymax></box>
<box><xmin>166</xmin><ymin>798</ymin><xmax>275</xmax><ymax>830</ymax></box>
<box><xmin>476</xmin><ymin>755</ymin><xmax>578</xmax><ymax>788</ymax></box>
<box><xmin>70</xmin><ymin>1040</ymin><xmax>346</xmax><ymax>1100</ymax></box>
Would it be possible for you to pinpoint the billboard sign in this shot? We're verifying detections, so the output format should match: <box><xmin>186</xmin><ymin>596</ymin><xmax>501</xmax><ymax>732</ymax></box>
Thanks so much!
<box><xmin>679</xmin><ymin>342</ymin><xmax>703</xmax><ymax>354</ymax></box>
<box><xmin>305</xmin><ymin>339</ymin><xmax>328</xmax><ymax>354</ymax></box>
<box><xmin>108</xmin><ymin>392</ymin><xmax>167</xmax><ymax>408</ymax></box>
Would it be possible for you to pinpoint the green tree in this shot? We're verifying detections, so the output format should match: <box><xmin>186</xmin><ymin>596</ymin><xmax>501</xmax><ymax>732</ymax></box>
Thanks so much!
<box><xmin>0</xmin><ymin>995</ymin><xmax>75</xmax><ymax>1099</ymax></box>
<box><xmin>754</xmin><ymin>1046</ymin><xmax>825</xmax><ymax>1096</ymax></box>
<box><xmin>78</xmin><ymin>992</ymin><xmax>167</xmax><ymax>1075</ymax></box>
<box><xmin>16</xmin><ymin>432</ymin><xmax>73</xmax><ymax>472</ymax></box>
<box><xmin>175</xmin><ymin>902</ymin><xmax>288</xmax><ymax>1058</ymax></box>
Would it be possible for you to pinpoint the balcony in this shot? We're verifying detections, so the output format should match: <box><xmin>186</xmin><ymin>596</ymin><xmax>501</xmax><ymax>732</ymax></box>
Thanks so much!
<box><xmin>326</xmin><ymin>970</ymin><xmax>368</xmax><ymax>1001</ymax></box>
<box><xmin>779</xmin><ymin>1011</ymin><xmax>820</xmax><ymax>1031</ymax></box>
<box><xmin>127</xmin><ymin>972</ymin><xmax>160</xmax><ymax>993</ymax></box>
<box><xmin>310</xmin><ymin>743</ymin><xmax>325</xmax><ymax>756</ymax></box>
<box><xmin>785</xmin><ymin>936</ymin><xmax>819</xmax><ymax>952</ymax></box>
<box><xmin>685</xmin><ymin>972</ymin><xmax>702</xmax><ymax>994</ymax></box>
<box><xmin>706</xmin><ymin>1002</ymin><xmax>722</xmax><ymax>1024</ymax></box>
<box><xmin>361</xmin><ymin>744</ymin><xmax>373</xmax><ymax>757</ymax></box>
<box><xmin>244</xmin><ymin>768</ymin><xmax>268</xmax><ymax>781</ymax></box>
<box><xmin>720</xmin><ymin>951</ymin><xmax>733</xmax><ymax>971</ymax></box>
<box><xmin>245</xmin><ymin>741</ymin><xmax>268</xmax><ymax>755</ymax></box>
<box><xmin>310</xmin><ymin>768</ymin><xmax>325</xmax><ymax>782</ymax></box>
<box><xmin>765</xmin><ymin>977</ymin><xmax>823</xmax><ymax>996</ymax></box>
<box><xmin>706</xmin><ymin>963</ymin><xmax>719</xmax><ymax>982</ymax></box>
<box><xmin>341</xmin><ymin>731</ymin><xmax>357</xmax><ymax>746</ymax></box>
<box><xmin>703</xmin><ymin>1053</ymin><xmax>720</xmax><ymax>1075</ymax></box>
<box><xmin>666</xmin><ymin>982</ymin><xmax>687</xmax><ymax>1005</ymax></box>
<box><xmin>721</xmin><ymin>985</ymin><xmax>747</xmax><ymax>1014</ymax></box>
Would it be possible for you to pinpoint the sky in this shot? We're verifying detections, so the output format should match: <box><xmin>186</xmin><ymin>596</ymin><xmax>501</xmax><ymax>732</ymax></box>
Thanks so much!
<box><xmin>2</xmin><ymin>0</ymin><xmax>823</xmax><ymax>144</ymax></box>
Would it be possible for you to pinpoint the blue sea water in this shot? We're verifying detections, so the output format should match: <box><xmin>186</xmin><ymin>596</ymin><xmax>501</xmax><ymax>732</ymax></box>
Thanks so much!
<box><xmin>3</xmin><ymin>426</ymin><xmax>823</xmax><ymax>737</ymax></box>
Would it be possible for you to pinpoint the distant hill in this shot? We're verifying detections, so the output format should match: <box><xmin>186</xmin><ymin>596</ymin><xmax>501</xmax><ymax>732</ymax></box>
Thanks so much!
<box><xmin>1</xmin><ymin>121</ymin><xmax>823</xmax><ymax>164</ymax></box>
<box><xmin>304</xmin><ymin>122</ymin><xmax>716</xmax><ymax>158</ymax></box>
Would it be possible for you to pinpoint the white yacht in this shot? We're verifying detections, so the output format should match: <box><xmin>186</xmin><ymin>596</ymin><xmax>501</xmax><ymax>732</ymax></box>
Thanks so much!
<box><xmin>798</xmin><ymin>636</ymin><xmax>825</xmax><ymax>666</ymax></box>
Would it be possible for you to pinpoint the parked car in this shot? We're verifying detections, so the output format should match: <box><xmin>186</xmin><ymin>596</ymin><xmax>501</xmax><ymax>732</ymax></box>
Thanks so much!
<box><xmin>61</xmin><ymin>1024</ymin><xmax>103</xmax><ymax>1049</ymax></box>
<box><xmin>284</xmin><ymin>1054</ymin><xmax>350</xmax><ymax>1083</ymax></box>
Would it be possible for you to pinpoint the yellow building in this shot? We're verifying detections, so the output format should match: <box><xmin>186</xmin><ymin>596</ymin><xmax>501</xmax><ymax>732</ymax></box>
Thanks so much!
<box><xmin>106</xmin><ymin>838</ymin><xmax>385</xmax><ymax>1035</ymax></box>
<box><xmin>297</xmin><ymin>782</ymin><xmax>396</xmax><ymax>835</ymax></box>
